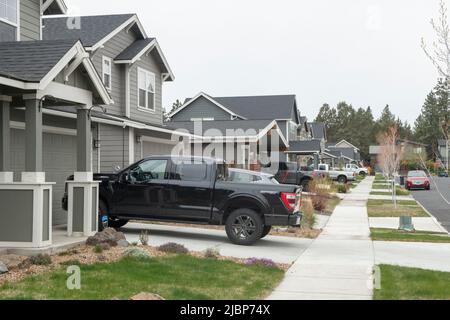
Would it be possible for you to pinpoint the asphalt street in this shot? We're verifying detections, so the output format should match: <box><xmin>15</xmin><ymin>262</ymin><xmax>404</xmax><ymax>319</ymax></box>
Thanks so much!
<box><xmin>412</xmin><ymin>177</ymin><xmax>450</xmax><ymax>232</ymax></box>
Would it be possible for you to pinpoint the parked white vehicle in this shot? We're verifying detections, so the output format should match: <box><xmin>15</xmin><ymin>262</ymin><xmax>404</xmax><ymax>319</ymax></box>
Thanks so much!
<box><xmin>314</xmin><ymin>164</ymin><xmax>357</xmax><ymax>184</ymax></box>
<box><xmin>228</xmin><ymin>168</ymin><xmax>279</xmax><ymax>185</ymax></box>
<box><xmin>345</xmin><ymin>164</ymin><xmax>368</xmax><ymax>176</ymax></box>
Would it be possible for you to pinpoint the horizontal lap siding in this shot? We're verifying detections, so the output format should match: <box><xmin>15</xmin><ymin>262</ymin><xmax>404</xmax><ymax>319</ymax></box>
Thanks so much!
<box><xmin>91</xmin><ymin>29</ymin><xmax>138</xmax><ymax>117</ymax></box>
<box><xmin>99</xmin><ymin>124</ymin><xmax>128</xmax><ymax>173</ymax></box>
<box><xmin>20</xmin><ymin>0</ymin><xmax>41</xmax><ymax>41</ymax></box>
<box><xmin>129</xmin><ymin>51</ymin><xmax>164</xmax><ymax>125</ymax></box>
<box><xmin>170</xmin><ymin>96</ymin><xmax>232</xmax><ymax>121</ymax></box>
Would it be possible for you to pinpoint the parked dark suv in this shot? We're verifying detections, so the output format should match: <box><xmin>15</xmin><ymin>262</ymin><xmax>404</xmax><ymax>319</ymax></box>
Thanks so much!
<box><xmin>63</xmin><ymin>156</ymin><xmax>302</xmax><ymax>245</ymax></box>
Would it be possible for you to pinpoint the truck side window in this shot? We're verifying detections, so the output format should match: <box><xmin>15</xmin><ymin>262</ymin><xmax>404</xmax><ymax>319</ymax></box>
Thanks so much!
<box><xmin>129</xmin><ymin>159</ymin><xmax>168</xmax><ymax>183</ymax></box>
<box><xmin>173</xmin><ymin>162</ymin><xmax>207</xmax><ymax>181</ymax></box>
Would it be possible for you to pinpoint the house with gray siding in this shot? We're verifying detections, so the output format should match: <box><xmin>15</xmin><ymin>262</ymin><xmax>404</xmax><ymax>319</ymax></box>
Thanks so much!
<box><xmin>0</xmin><ymin>0</ymin><xmax>120</xmax><ymax>249</ymax></box>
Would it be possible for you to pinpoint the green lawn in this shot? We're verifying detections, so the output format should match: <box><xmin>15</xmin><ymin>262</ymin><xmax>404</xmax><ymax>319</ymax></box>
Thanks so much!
<box><xmin>371</xmin><ymin>228</ymin><xmax>450</xmax><ymax>243</ymax></box>
<box><xmin>372</xmin><ymin>185</ymin><xmax>391</xmax><ymax>190</ymax></box>
<box><xmin>370</xmin><ymin>187</ymin><xmax>410</xmax><ymax>196</ymax></box>
<box><xmin>0</xmin><ymin>255</ymin><xmax>284</xmax><ymax>300</ymax></box>
<box><xmin>374</xmin><ymin>265</ymin><xmax>450</xmax><ymax>300</ymax></box>
<box><xmin>367</xmin><ymin>201</ymin><xmax>429</xmax><ymax>217</ymax></box>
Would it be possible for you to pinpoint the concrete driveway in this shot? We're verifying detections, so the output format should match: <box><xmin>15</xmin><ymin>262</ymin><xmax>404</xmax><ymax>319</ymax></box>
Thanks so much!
<box><xmin>122</xmin><ymin>223</ymin><xmax>314</xmax><ymax>264</ymax></box>
<box><xmin>412</xmin><ymin>177</ymin><xmax>450</xmax><ymax>231</ymax></box>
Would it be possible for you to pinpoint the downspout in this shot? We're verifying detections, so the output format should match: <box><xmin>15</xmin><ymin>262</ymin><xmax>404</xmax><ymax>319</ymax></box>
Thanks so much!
<box><xmin>125</xmin><ymin>64</ymin><xmax>131</xmax><ymax>118</ymax></box>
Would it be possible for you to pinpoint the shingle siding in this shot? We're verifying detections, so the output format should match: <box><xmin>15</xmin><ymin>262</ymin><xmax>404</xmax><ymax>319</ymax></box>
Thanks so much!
<box><xmin>171</xmin><ymin>96</ymin><xmax>232</xmax><ymax>122</ymax></box>
<box><xmin>20</xmin><ymin>0</ymin><xmax>41</xmax><ymax>41</ymax></box>
<box><xmin>0</xmin><ymin>21</ymin><xmax>16</xmax><ymax>41</ymax></box>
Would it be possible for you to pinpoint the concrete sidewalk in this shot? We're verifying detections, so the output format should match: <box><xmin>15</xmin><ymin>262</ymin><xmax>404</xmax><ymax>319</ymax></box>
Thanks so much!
<box><xmin>268</xmin><ymin>177</ymin><xmax>375</xmax><ymax>300</ymax></box>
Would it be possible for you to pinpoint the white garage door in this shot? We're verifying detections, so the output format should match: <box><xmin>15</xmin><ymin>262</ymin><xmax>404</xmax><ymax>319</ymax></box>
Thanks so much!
<box><xmin>142</xmin><ymin>141</ymin><xmax>176</xmax><ymax>158</ymax></box>
<box><xmin>10</xmin><ymin>129</ymin><xmax>77</xmax><ymax>226</ymax></box>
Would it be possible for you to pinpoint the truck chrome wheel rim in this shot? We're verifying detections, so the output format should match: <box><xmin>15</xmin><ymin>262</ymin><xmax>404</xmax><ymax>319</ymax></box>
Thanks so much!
<box><xmin>232</xmin><ymin>215</ymin><xmax>256</xmax><ymax>239</ymax></box>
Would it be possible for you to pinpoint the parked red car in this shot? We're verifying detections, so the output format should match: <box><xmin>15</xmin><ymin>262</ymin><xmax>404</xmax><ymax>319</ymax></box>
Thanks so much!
<box><xmin>405</xmin><ymin>170</ymin><xmax>431</xmax><ymax>191</ymax></box>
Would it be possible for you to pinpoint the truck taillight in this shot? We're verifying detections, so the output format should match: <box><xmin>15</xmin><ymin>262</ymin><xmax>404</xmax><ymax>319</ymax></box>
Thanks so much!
<box><xmin>281</xmin><ymin>192</ymin><xmax>297</xmax><ymax>210</ymax></box>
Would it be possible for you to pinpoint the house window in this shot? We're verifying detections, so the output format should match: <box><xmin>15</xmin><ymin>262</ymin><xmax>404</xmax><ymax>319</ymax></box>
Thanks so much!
<box><xmin>102</xmin><ymin>57</ymin><xmax>112</xmax><ymax>91</ymax></box>
<box><xmin>0</xmin><ymin>0</ymin><xmax>18</xmax><ymax>25</ymax></box>
<box><xmin>138</xmin><ymin>68</ymin><xmax>156</xmax><ymax>111</ymax></box>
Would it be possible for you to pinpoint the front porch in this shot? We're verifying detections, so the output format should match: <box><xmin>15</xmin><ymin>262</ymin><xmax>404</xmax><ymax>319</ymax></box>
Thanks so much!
<box><xmin>0</xmin><ymin>40</ymin><xmax>112</xmax><ymax>251</ymax></box>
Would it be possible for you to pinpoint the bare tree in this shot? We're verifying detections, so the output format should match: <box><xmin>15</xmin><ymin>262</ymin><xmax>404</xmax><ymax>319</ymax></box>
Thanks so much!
<box><xmin>377</xmin><ymin>126</ymin><xmax>404</xmax><ymax>207</ymax></box>
<box><xmin>422</xmin><ymin>0</ymin><xmax>450</xmax><ymax>170</ymax></box>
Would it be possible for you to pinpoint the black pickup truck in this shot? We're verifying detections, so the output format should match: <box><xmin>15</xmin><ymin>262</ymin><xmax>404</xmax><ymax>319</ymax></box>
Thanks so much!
<box><xmin>63</xmin><ymin>156</ymin><xmax>302</xmax><ymax>245</ymax></box>
<box><xmin>274</xmin><ymin>162</ymin><xmax>314</xmax><ymax>191</ymax></box>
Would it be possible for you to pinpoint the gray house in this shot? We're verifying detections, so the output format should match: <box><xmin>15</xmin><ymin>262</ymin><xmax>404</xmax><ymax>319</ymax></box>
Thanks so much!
<box><xmin>167</xmin><ymin>93</ymin><xmax>300</xmax><ymax>167</ymax></box>
<box><xmin>0</xmin><ymin>0</ymin><xmax>116</xmax><ymax>248</ymax></box>
<box><xmin>0</xmin><ymin>1</ymin><xmax>188</xmax><ymax>249</ymax></box>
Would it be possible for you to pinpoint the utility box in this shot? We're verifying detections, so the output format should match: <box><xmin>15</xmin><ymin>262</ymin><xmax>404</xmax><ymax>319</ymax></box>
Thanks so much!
<box><xmin>399</xmin><ymin>216</ymin><xmax>415</xmax><ymax>232</ymax></box>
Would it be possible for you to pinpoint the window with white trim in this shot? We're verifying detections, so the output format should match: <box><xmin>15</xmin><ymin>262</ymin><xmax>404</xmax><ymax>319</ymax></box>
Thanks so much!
<box><xmin>0</xmin><ymin>0</ymin><xmax>18</xmax><ymax>25</ymax></box>
<box><xmin>138</xmin><ymin>68</ymin><xmax>156</xmax><ymax>111</ymax></box>
<box><xmin>102</xmin><ymin>56</ymin><xmax>112</xmax><ymax>91</ymax></box>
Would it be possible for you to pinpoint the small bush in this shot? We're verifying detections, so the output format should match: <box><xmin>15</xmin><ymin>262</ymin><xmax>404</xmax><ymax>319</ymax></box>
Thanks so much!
<box><xmin>337</xmin><ymin>183</ymin><xmax>350</xmax><ymax>194</ymax></box>
<box><xmin>29</xmin><ymin>254</ymin><xmax>52</xmax><ymax>266</ymax></box>
<box><xmin>158</xmin><ymin>243</ymin><xmax>189</xmax><ymax>255</ymax></box>
<box><xmin>139</xmin><ymin>230</ymin><xmax>149</xmax><ymax>246</ymax></box>
<box><xmin>245</xmin><ymin>258</ymin><xmax>278</xmax><ymax>268</ymax></box>
<box><xmin>123</xmin><ymin>248</ymin><xmax>151</xmax><ymax>260</ymax></box>
<box><xmin>131</xmin><ymin>242</ymin><xmax>139</xmax><ymax>247</ymax></box>
<box><xmin>301</xmin><ymin>198</ymin><xmax>316</xmax><ymax>229</ymax></box>
<box><xmin>204</xmin><ymin>248</ymin><xmax>221</xmax><ymax>259</ymax></box>
<box><xmin>94</xmin><ymin>245</ymin><xmax>104</xmax><ymax>254</ymax></box>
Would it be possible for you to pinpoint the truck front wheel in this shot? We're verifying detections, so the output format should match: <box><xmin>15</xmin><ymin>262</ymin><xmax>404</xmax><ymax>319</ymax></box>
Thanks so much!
<box><xmin>337</xmin><ymin>175</ymin><xmax>348</xmax><ymax>184</ymax></box>
<box><xmin>98</xmin><ymin>200</ymin><xmax>128</xmax><ymax>231</ymax></box>
<box><xmin>225</xmin><ymin>209</ymin><xmax>264</xmax><ymax>246</ymax></box>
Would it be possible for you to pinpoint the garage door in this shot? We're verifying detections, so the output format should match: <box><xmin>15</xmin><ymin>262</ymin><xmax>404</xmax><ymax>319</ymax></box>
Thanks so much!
<box><xmin>10</xmin><ymin>129</ymin><xmax>77</xmax><ymax>226</ymax></box>
<box><xmin>142</xmin><ymin>141</ymin><xmax>176</xmax><ymax>158</ymax></box>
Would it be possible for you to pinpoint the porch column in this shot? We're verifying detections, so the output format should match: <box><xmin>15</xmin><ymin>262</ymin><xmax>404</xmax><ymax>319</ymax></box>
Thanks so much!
<box><xmin>0</xmin><ymin>95</ymin><xmax>53</xmax><ymax>249</ymax></box>
<box><xmin>0</xmin><ymin>96</ymin><xmax>12</xmax><ymax>183</ymax></box>
<box><xmin>67</xmin><ymin>107</ymin><xmax>99</xmax><ymax>237</ymax></box>
<box><xmin>22</xmin><ymin>98</ymin><xmax>45</xmax><ymax>183</ymax></box>
<box><xmin>313</xmin><ymin>153</ymin><xmax>320</xmax><ymax>170</ymax></box>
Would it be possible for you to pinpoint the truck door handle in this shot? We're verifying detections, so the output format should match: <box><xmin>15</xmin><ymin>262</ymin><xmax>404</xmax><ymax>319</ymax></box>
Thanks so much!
<box><xmin>194</xmin><ymin>188</ymin><xmax>208</xmax><ymax>192</ymax></box>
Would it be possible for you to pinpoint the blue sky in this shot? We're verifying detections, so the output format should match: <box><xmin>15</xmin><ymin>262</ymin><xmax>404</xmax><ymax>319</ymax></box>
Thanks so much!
<box><xmin>66</xmin><ymin>0</ymin><xmax>442</xmax><ymax>125</ymax></box>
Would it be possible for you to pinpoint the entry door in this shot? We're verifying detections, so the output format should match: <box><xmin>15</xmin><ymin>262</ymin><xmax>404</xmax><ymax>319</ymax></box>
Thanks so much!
<box><xmin>162</xmin><ymin>160</ymin><xmax>214</xmax><ymax>221</ymax></box>
<box><xmin>113</xmin><ymin>159</ymin><xmax>169</xmax><ymax>218</ymax></box>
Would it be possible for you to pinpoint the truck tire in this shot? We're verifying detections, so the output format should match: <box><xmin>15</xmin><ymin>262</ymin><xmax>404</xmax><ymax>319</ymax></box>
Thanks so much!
<box><xmin>301</xmin><ymin>179</ymin><xmax>311</xmax><ymax>192</ymax></box>
<box><xmin>98</xmin><ymin>200</ymin><xmax>129</xmax><ymax>231</ymax></box>
<box><xmin>337</xmin><ymin>175</ymin><xmax>347</xmax><ymax>184</ymax></box>
<box><xmin>261</xmin><ymin>226</ymin><xmax>272</xmax><ymax>239</ymax></box>
<box><xmin>225</xmin><ymin>209</ymin><xmax>264</xmax><ymax>246</ymax></box>
<box><xmin>359</xmin><ymin>172</ymin><xmax>367</xmax><ymax>177</ymax></box>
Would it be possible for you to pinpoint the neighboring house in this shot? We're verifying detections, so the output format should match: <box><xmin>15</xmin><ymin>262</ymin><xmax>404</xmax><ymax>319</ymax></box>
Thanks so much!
<box><xmin>167</xmin><ymin>93</ymin><xmax>300</xmax><ymax>167</ymax></box>
<box><xmin>327</xmin><ymin>140</ymin><xmax>361</xmax><ymax>166</ymax></box>
<box><xmin>0</xmin><ymin>0</ymin><xmax>119</xmax><ymax>247</ymax></box>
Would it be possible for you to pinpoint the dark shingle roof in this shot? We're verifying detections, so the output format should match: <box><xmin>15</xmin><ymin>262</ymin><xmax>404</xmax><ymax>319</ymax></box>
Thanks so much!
<box><xmin>288</xmin><ymin>140</ymin><xmax>321</xmax><ymax>153</ymax></box>
<box><xmin>166</xmin><ymin>120</ymin><xmax>274</xmax><ymax>136</ymax></box>
<box><xmin>183</xmin><ymin>95</ymin><xmax>296</xmax><ymax>120</ymax></box>
<box><xmin>0</xmin><ymin>40</ymin><xmax>78</xmax><ymax>82</ymax></box>
<box><xmin>115</xmin><ymin>38</ymin><xmax>155</xmax><ymax>61</ymax></box>
<box><xmin>43</xmin><ymin>14</ymin><xmax>136</xmax><ymax>47</ymax></box>
<box><xmin>328</xmin><ymin>147</ymin><xmax>355</xmax><ymax>160</ymax></box>
<box><xmin>308</xmin><ymin>122</ymin><xmax>326</xmax><ymax>140</ymax></box>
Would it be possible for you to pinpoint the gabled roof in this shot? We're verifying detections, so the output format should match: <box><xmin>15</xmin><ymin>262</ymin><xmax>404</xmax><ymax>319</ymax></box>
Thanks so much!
<box><xmin>308</xmin><ymin>122</ymin><xmax>327</xmax><ymax>140</ymax></box>
<box><xmin>166</xmin><ymin>119</ymin><xmax>288</xmax><ymax>146</ymax></box>
<box><xmin>0</xmin><ymin>40</ymin><xmax>77</xmax><ymax>82</ymax></box>
<box><xmin>115</xmin><ymin>38</ymin><xmax>175</xmax><ymax>81</ymax></box>
<box><xmin>335</xmin><ymin>139</ymin><xmax>360</xmax><ymax>151</ymax></box>
<box><xmin>327</xmin><ymin>147</ymin><xmax>356</xmax><ymax>161</ymax></box>
<box><xmin>170</xmin><ymin>93</ymin><xmax>298</xmax><ymax>121</ymax></box>
<box><xmin>286</xmin><ymin>140</ymin><xmax>322</xmax><ymax>154</ymax></box>
<box><xmin>43</xmin><ymin>14</ymin><xmax>146</xmax><ymax>50</ymax></box>
<box><xmin>0</xmin><ymin>40</ymin><xmax>112</xmax><ymax>105</ymax></box>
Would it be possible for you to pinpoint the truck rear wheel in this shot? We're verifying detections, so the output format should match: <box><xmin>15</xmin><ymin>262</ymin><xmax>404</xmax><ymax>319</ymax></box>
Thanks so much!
<box><xmin>337</xmin><ymin>175</ymin><xmax>347</xmax><ymax>184</ymax></box>
<box><xmin>225</xmin><ymin>209</ymin><xmax>264</xmax><ymax>246</ymax></box>
<box><xmin>261</xmin><ymin>226</ymin><xmax>272</xmax><ymax>239</ymax></box>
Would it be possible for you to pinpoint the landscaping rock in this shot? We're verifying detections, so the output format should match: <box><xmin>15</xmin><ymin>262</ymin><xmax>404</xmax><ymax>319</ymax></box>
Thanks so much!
<box><xmin>131</xmin><ymin>292</ymin><xmax>165</xmax><ymax>300</ymax></box>
<box><xmin>123</xmin><ymin>248</ymin><xmax>151</xmax><ymax>259</ymax></box>
<box><xmin>86</xmin><ymin>228</ymin><xmax>126</xmax><ymax>247</ymax></box>
<box><xmin>0</xmin><ymin>255</ymin><xmax>27</xmax><ymax>270</ymax></box>
<box><xmin>117</xmin><ymin>240</ymin><xmax>130</xmax><ymax>248</ymax></box>
<box><xmin>0</xmin><ymin>262</ymin><xmax>8</xmax><ymax>275</ymax></box>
